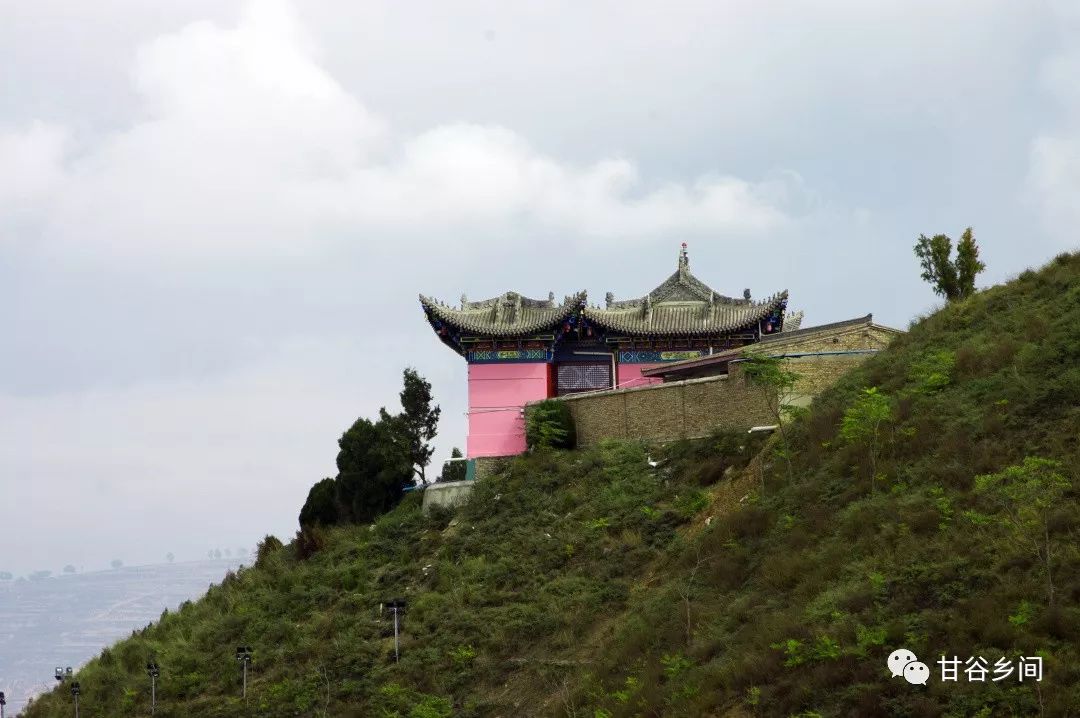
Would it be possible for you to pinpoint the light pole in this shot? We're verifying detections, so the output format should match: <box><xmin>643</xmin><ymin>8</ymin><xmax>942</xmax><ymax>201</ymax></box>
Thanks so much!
<box><xmin>146</xmin><ymin>660</ymin><xmax>160</xmax><ymax>714</ymax></box>
<box><xmin>235</xmin><ymin>646</ymin><xmax>252</xmax><ymax>700</ymax></box>
<box><xmin>384</xmin><ymin>598</ymin><xmax>407</xmax><ymax>662</ymax></box>
<box><xmin>70</xmin><ymin>681</ymin><xmax>80</xmax><ymax>718</ymax></box>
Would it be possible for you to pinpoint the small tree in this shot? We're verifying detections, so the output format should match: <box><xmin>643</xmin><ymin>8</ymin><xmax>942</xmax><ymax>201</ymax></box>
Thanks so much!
<box><xmin>525</xmin><ymin>400</ymin><xmax>576</xmax><ymax>450</ymax></box>
<box><xmin>395</xmin><ymin>368</ymin><xmax>442</xmax><ymax>486</ymax></box>
<box><xmin>914</xmin><ymin>227</ymin><xmax>985</xmax><ymax>301</ymax></box>
<box><xmin>838</xmin><ymin>387</ymin><xmax>892</xmax><ymax>492</ymax></box>
<box><xmin>438</xmin><ymin>448</ymin><xmax>467</xmax><ymax>483</ymax></box>
<box><xmin>111</xmin><ymin>559</ymin><xmax>123</xmax><ymax>570</ymax></box>
<box><xmin>166</xmin><ymin>552</ymin><xmax>175</xmax><ymax>564</ymax></box>
<box><xmin>299</xmin><ymin>477</ymin><xmax>340</xmax><ymax>528</ymax></box>
<box><xmin>335</xmin><ymin>416</ymin><xmax>414</xmax><ymax>523</ymax></box>
<box><xmin>972</xmin><ymin>457</ymin><xmax>1070</xmax><ymax>606</ymax></box>
<box><xmin>741</xmin><ymin>353</ymin><xmax>800</xmax><ymax>482</ymax></box>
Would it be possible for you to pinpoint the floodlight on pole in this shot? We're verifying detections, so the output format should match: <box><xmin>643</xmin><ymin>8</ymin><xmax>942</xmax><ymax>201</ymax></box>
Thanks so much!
<box><xmin>383</xmin><ymin>598</ymin><xmax>408</xmax><ymax>663</ymax></box>
<box><xmin>235</xmin><ymin>646</ymin><xmax>252</xmax><ymax>700</ymax></box>
<box><xmin>55</xmin><ymin>667</ymin><xmax>64</xmax><ymax>683</ymax></box>
<box><xmin>146</xmin><ymin>660</ymin><xmax>160</xmax><ymax>714</ymax></box>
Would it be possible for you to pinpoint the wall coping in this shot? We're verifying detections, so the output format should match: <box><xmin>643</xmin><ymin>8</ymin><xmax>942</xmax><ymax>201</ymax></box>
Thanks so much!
<box><xmin>534</xmin><ymin>372</ymin><xmax>730</xmax><ymax>404</ymax></box>
<box><xmin>424</xmin><ymin>479</ymin><xmax>475</xmax><ymax>490</ymax></box>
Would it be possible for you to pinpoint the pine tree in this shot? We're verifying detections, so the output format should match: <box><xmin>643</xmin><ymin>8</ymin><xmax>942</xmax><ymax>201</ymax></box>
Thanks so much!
<box><xmin>955</xmin><ymin>227</ymin><xmax>986</xmax><ymax>299</ymax></box>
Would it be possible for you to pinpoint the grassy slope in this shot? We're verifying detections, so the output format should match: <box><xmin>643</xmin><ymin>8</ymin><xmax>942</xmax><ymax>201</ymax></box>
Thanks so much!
<box><xmin>25</xmin><ymin>252</ymin><xmax>1080</xmax><ymax>717</ymax></box>
<box><xmin>24</xmin><ymin>432</ymin><xmax>769</xmax><ymax>718</ymax></box>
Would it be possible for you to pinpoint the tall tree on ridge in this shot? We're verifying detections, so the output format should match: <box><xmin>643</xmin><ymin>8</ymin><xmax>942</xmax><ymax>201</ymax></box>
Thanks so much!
<box><xmin>392</xmin><ymin>367</ymin><xmax>441</xmax><ymax>486</ymax></box>
<box><xmin>914</xmin><ymin>227</ymin><xmax>986</xmax><ymax>301</ymax></box>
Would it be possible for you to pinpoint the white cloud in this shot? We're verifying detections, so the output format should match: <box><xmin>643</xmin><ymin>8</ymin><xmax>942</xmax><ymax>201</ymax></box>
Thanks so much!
<box><xmin>12</xmin><ymin>0</ymin><xmax>802</xmax><ymax>259</ymax></box>
<box><xmin>1029</xmin><ymin>136</ymin><xmax>1080</xmax><ymax>232</ymax></box>
<box><xmin>1027</xmin><ymin>6</ymin><xmax>1080</xmax><ymax>238</ymax></box>
<box><xmin>3</xmin><ymin>0</ymin><xmax>1066</xmax><ymax>579</ymax></box>
<box><xmin>0</xmin><ymin>123</ymin><xmax>67</xmax><ymax>212</ymax></box>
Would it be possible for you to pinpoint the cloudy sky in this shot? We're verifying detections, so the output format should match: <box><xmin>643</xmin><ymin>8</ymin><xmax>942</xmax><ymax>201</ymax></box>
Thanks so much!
<box><xmin>2</xmin><ymin>0</ymin><xmax>1077</xmax><ymax>575</ymax></box>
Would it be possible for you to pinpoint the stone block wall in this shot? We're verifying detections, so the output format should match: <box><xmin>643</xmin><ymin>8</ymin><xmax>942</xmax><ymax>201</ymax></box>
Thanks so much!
<box><xmin>552</xmin><ymin>350</ymin><xmax>882</xmax><ymax>446</ymax></box>
<box><xmin>422</xmin><ymin>480</ymin><xmax>475</xmax><ymax>512</ymax></box>
<box><xmin>474</xmin><ymin>456</ymin><xmax>510</xmax><ymax>480</ymax></box>
<box><xmin>556</xmin><ymin>364</ymin><xmax>776</xmax><ymax>446</ymax></box>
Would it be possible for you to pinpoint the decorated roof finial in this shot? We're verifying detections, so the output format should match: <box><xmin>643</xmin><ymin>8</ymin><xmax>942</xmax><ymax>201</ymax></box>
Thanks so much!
<box><xmin>460</xmin><ymin>293</ymin><xmax>468</xmax><ymax>307</ymax></box>
<box><xmin>743</xmin><ymin>288</ymin><xmax>751</xmax><ymax>301</ymax></box>
<box><xmin>678</xmin><ymin>242</ymin><xmax>689</xmax><ymax>273</ymax></box>
<box><xmin>782</xmin><ymin>309</ymin><xmax>805</xmax><ymax>332</ymax></box>
<box><xmin>605</xmin><ymin>291</ymin><xmax>615</xmax><ymax>308</ymax></box>
<box><xmin>548</xmin><ymin>291</ymin><xmax>555</xmax><ymax>305</ymax></box>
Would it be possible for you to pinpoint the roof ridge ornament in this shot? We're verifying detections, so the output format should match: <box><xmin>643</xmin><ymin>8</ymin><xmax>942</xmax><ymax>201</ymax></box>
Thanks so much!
<box><xmin>782</xmin><ymin>309</ymin><xmax>805</xmax><ymax>332</ymax></box>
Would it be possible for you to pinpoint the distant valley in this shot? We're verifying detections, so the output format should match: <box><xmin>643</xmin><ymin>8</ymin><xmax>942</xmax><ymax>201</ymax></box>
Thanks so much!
<box><xmin>0</xmin><ymin>559</ymin><xmax>242</xmax><ymax>713</ymax></box>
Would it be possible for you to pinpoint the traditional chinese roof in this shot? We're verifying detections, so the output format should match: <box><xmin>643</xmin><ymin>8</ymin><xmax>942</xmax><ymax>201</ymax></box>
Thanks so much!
<box><xmin>582</xmin><ymin>245</ymin><xmax>788</xmax><ymax>337</ymax></box>
<box><xmin>419</xmin><ymin>290</ymin><xmax>587</xmax><ymax>337</ymax></box>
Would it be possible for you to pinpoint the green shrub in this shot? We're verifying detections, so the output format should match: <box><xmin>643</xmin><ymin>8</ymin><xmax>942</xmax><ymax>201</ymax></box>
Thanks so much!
<box><xmin>255</xmin><ymin>534</ymin><xmax>284</xmax><ymax>566</ymax></box>
<box><xmin>299</xmin><ymin>477</ymin><xmax>339</xmax><ymax>528</ymax></box>
<box><xmin>525</xmin><ymin>399</ymin><xmax>577</xmax><ymax>449</ymax></box>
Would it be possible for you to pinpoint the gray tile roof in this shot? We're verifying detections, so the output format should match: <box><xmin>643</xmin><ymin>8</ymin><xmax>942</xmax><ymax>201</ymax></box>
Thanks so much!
<box><xmin>419</xmin><ymin>291</ymin><xmax>587</xmax><ymax>337</ymax></box>
<box><xmin>583</xmin><ymin>292</ymin><xmax>787</xmax><ymax>336</ymax></box>
<box><xmin>584</xmin><ymin>245</ymin><xmax>787</xmax><ymax>336</ymax></box>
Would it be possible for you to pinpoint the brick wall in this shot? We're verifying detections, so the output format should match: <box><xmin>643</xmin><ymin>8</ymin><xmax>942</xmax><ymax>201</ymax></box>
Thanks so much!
<box><xmin>474</xmin><ymin>456</ymin><xmax>510</xmax><ymax>480</ymax></box>
<box><xmin>762</xmin><ymin>326</ymin><xmax>895</xmax><ymax>403</ymax></box>
<box><xmin>553</xmin><ymin>350</ymin><xmax>882</xmax><ymax>446</ymax></box>
<box><xmin>556</xmin><ymin>364</ymin><xmax>776</xmax><ymax>446</ymax></box>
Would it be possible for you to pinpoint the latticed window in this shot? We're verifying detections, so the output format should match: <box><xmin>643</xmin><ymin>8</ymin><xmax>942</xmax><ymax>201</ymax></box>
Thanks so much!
<box><xmin>556</xmin><ymin>362</ymin><xmax>612</xmax><ymax>395</ymax></box>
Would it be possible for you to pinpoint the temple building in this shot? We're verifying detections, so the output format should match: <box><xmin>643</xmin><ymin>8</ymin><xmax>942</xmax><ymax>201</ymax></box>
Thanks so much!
<box><xmin>420</xmin><ymin>244</ymin><xmax>791</xmax><ymax>457</ymax></box>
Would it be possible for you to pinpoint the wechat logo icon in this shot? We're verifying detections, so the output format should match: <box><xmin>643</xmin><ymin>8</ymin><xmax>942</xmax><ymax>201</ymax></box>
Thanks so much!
<box><xmin>888</xmin><ymin>648</ymin><xmax>929</xmax><ymax>685</ymax></box>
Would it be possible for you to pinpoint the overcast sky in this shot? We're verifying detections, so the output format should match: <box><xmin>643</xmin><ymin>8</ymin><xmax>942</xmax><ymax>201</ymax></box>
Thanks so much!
<box><xmin>2</xmin><ymin>0</ymin><xmax>1078</xmax><ymax>575</ymax></box>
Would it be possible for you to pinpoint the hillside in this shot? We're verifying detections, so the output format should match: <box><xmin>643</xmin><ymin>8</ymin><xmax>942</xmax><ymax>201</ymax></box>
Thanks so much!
<box><xmin>23</xmin><ymin>252</ymin><xmax>1080</xmax><ymax>717</ymax></box>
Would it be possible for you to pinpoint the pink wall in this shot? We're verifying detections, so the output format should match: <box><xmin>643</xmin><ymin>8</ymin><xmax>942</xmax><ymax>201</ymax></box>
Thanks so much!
<box><xmin>467</xmin><ymin>363</ymin><xmax>551</xmax><ymax>458</ymax></box>
<box><xmin>616</xmin><ymin>363</ymin><xmax>664</xmax><ymax>390</ymax></box>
